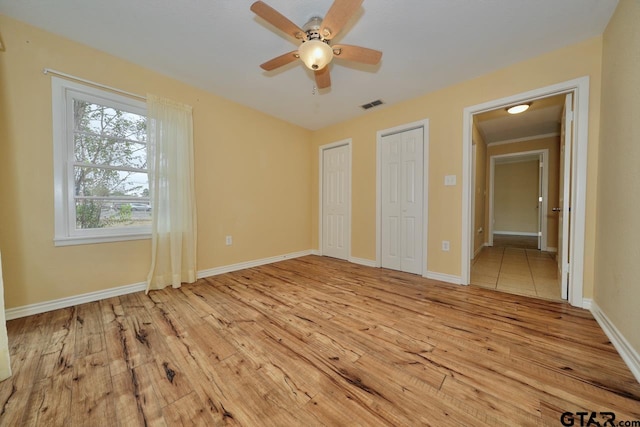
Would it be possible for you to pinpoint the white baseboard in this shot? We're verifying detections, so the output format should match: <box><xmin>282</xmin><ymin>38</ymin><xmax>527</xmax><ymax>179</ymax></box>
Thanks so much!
<box><xmin>424</xmin><ymin>271</ymin><xmax>463</xmax><ymax>285</ymax></box>
<box><xmin>197</xmin><ymin>250</ymin><xmax>313</xmax><ymax>279</ymax></box>
<box><xmin>5</xmin><ymin>281</ymin><xmax>147</xmax><ymax>321</ymax></box>
<box><xmin>473</xmin><ymin>243</ymin><xmax>488</xmax><ymax>259</ymax></box>
<box><xmin>349</xmin><ymin>257</ymin><xmax>377</xmax><ymax>268</ymax></box>
<box><xmin>590</xmin><ymin>300</ymin><xmax>640</xmax><ymax>383</ymax></box>
<box><xmin>493</xmin><ymin>231</ymin><xmax>538</xmax><ymax>236</ymax></box>
<box><xmin>582</xmin><ymin>298</ymin><xmax>592</xmax><ymax>310</ymax></box>
<box><xmin>545</xmin><ymin>247</ymin><xmax>558</xmax><ymax>253</ymax></box>
<box><xmin>5</xmin><ymin>249</ymin><xmax>314</xmax><ymax>321</ymax></box>
<box><xmin>309</xmin><ymin>251</ymin><xmax>377</xmax><ymax>268</ymax></box>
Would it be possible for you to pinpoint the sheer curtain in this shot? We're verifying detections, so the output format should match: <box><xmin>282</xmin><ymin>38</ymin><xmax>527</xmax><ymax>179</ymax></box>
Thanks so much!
<box><xmin>0</xmin><ymin>252</ymin><xmax>11</xmax><ymax>381</ymax></box>
<box><xmin>146</xmin><ymin>94</ymin><xmax>197</xmax><ymax>292</ymax></box>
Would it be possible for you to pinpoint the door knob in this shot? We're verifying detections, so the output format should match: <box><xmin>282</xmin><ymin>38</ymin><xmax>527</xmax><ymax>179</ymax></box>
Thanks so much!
<box><xmin>552</xmin><ymin>207</ymin><xmax>562</xmax><ymax>212</ymax></box>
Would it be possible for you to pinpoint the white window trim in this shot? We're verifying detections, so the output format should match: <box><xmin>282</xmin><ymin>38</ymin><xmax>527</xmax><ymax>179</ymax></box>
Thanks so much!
<box><xmin>52</xmin><ymin>76</ymin><xmax>151</xmax><ymax>246</ymax></box>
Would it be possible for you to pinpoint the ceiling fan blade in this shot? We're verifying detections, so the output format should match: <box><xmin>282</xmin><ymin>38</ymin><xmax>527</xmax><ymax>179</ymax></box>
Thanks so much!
<box><xmin>250</xmin><ymin>1</ymin><xmax>306</xmax><ymax>40</ymax></box>
<box><xmin>314</xmin><ymin>67</ymin><xmax>331</xmax><ymax>89</ymax></box>
<box><xmin>320</xmin><ymin>0</ymin><xmax>363</xmax><ymax>40</ymax></box>
<box><xmin>332</xmin><ymin>44</ymin><xmax>382</xmax><ymax>65</ymax></box>
<box><xmin>260</xmin><ymin>51</ymin><xmax>299</xmax><ymax>71</ymax></box>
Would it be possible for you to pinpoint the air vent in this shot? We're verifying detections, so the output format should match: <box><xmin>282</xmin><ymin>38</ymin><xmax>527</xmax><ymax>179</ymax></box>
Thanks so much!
<box><xmin>361</xmin><ymin>99</ymin><xmax>384</xmax><ymax>110</ymax></box>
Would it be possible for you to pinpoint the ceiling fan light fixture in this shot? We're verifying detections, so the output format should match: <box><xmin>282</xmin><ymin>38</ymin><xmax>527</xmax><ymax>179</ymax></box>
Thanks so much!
<box><xmin>506</xmin><ymin>103</ymin><xmax>531</xmax><ymax>114</ymax></box>
<box><xmin>298</xmin><ymin>39</ymin><xmax>333</xmax><ymax>70</ymax></box>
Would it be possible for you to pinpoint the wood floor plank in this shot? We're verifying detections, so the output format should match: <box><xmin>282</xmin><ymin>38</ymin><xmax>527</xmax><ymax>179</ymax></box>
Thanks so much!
<box><xmin>20</xmin><ymin>374</ymin><xmax>73</xmax><ymax>426</ymax></box>
<box><xmin>173</xmin><ymin>355</ymin><xmax>243</xmax><ymax>426</ymax></box>
<box><xmin>162</xmin><ymin>391</ymin><xmax>218</xmax><ymax>427</ymax></box>
<box><xmin>39</xmin><ymin>306</ymin><xmax>76</xmax><ymax>356</ymax></box>
<box><xmin>2</xmin><ymin>255</ymin><xmax>639</xmax><ymax>426</ymax></box>
<box><xmin>71</xmin><ymin>351</ymin><xmax>116</xmax><ymax>426</ymax></box>
<box><xmin>112</xmin><ymin>365</ymin><xmax>167</xmax><ymax>427</ymax></box>
<box><xmin>200</xmin><ymin>353</ymin><xmax>301</xmax><ymax>426</ymax></box>
<box><xmin>304</xmin><ymin>391</ymin><xmax>393</xmax><ymax>426</ymax></box>
<box><xmin>74</xmin><ymin>301</ymin><xmax>106</xmax><ymax>358</ymax></box>
<box><xmin>440</xmin><ymin>375</ymin><xmax>541</xmax><ymax>426</ymax></box>
<box><xmin>100</xmin><ymin>297</ymin><xmax>133</xmax><ymax>377</ymax></box>
<box><xmin>0</xmin><ymin>349</ymin><xmax>44</xmax><ymax>426</ymax></box>
<box><xmin>184</xmin><ymin>317</ymin><xmax>238</xmax><ymax>363</ymax></box>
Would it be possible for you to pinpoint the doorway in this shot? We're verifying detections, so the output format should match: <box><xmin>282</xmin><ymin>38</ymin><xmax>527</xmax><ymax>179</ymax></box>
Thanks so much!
<box><xmin>476</xmin><ymin>128</ymin><xmax>557</xmax><ymax>299</ymax></box>
<box><xmin>489</xmin><ymin>150</ymin><xmax>549</xmax><ymax>251</ymax></box>
<box><xmin>319</xmin><ymin>140</ymin><xmax>352</xmax><ymax>260</ymax></box>
<box><xmin>376</xmin><ymin>119</ymin><xmax>429</xmax><ymax>275</ymax></box>
<box><xmin>462</xmin><ymin>77</ymin><xmax>589</xmax><ymax>307</ymax></box>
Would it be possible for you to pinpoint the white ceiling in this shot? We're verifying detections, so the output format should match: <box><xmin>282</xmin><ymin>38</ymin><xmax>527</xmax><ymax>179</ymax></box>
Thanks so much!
<box><xmin>0</xmin><ymin>0</ymin><xmax>617</xmax><ymax>130</ymax></box>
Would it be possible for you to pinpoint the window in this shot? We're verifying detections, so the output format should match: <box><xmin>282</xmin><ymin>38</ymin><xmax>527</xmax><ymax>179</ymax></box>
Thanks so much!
<box><xmin>52</xmin><ymin>77</ymin><xmax>151</xmax><ymax>246</ymax></box>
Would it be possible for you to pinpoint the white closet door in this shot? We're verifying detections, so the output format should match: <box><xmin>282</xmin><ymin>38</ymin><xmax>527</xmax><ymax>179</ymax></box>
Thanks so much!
<box><xmin>381</xmin><ymin>133</ymin><xmax>402</xmax><ymax>270</ymax></box>
<box><xmin>322</xmin><ymin>144</ymin><xmax>350</xmax><ymax>260</ymax></box>
<box><xmin>381</xmin><ymin>128</ymin><xmax>423</xmax><ymax>274</ymax></box>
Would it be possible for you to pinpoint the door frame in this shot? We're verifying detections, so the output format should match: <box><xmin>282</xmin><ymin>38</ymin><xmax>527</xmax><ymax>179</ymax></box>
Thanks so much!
<box><xmin>376</xmin><ymin>119</ymin><xmax>430</xmax><ymax>276</ymax></box>
<box><xmin>470</xmin><ymin>143</ymin><xmax>478</xmax><ymax>258</ymax></box>
<box><xmin>318</xmin><ymin>139</ymin><xmax>352</xmax><ymax>259</ymax></box>
<box><xmin>488</xmin><ymin>149</ymin><xmax>549</xmax><ymax>250</ymax></box>
<box><xmin>462</xmin><ymin>76</ymin><xmax>589</xmax><ymax>308</ymax></box>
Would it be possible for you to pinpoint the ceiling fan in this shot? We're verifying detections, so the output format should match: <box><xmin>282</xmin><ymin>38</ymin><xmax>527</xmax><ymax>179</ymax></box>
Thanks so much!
<box><xmin>250</xmin><ymin>0</ymin><xmax>382</xmax><ymax>89</ymax></box>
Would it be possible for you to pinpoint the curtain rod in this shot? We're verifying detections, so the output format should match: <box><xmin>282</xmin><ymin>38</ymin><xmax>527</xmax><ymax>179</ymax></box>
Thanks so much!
<box><xmin>43</xmin><ymin>68</ymin><xmax>146</xmax><ymax>101</ymax></box>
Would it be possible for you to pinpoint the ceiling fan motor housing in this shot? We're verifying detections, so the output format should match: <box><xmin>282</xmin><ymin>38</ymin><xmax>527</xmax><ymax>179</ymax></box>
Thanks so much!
<box><xmin>303</xmin><ymin>16</ymin><xmax>324</xmax><ymax>37</ymax></box>
<box><xmin>299</xmin><ymin>17</ymin><xmax>333</xmax><ymax>70</ymax></box>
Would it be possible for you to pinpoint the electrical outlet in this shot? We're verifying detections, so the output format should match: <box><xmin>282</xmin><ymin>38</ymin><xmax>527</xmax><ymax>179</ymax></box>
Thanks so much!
<box><xmin>442</xmin><ymin>240</ymin><xmax>450</xmax><ymax>251</ymax></box>
<box><xmin>225</xmin><ymin>236</ymin><xmax>232</xmax><ymax>246</ymax></box>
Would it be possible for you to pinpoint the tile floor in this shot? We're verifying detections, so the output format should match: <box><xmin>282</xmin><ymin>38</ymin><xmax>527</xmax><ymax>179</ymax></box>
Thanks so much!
<box><xmin>471</xmin><ymin>243</ymin><xmax>561</xmax><ymax>300</ymax></box>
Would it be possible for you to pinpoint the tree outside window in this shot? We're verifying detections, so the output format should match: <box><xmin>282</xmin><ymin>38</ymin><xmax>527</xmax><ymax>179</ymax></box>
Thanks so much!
<box><xmin>73</xmin><ymin>100</ymin><xmax>150</xmax><ymax>229</ymax></box>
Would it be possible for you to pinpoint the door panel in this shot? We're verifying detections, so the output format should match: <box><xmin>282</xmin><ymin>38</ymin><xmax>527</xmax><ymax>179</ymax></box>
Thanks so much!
<box><xmin>382</xmin><ymin>135</ymin><xmax>402</xmax><ymax>270</ymax></box>
<box><xmin>381</xmin><ymin>127</ymin><xmax>424</xmax><ymax>274</ymax></box>
<box><xmin>322</xmin><ymin>144</ymin><xmax>350</xmax><ymax>260</ymax></box>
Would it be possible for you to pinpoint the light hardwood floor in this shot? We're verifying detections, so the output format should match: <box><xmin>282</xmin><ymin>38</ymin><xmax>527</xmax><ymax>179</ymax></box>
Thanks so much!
<box><xmin>1</xmin><ymin>256</ymin><xmax>638</xmax><ymax>426</ymax></box>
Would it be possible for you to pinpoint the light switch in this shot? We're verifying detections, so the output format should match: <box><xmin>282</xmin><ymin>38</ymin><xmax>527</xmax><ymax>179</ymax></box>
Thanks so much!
<box><xmin>444</xmin><ymin>175</ymin><xmax>457</xmax><ymax>186</ymax></box>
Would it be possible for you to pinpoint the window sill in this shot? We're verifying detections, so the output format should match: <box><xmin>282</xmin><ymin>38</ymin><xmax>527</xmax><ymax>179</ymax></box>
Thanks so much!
<box><xmin>54</xmin><ymin>233</ymin><xmax>151</xmax><ymax>247</ymax></box>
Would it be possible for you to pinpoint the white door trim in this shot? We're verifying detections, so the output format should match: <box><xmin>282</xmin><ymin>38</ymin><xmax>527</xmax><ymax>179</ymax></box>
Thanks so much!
<box><xmin>470</xmin><ymin>144</ymin><xmax>477</xmax><ymax>259</ymax></box>
<box><xmin>376</xmin><ymin>119</ymin><xmax>430</xmax><ymax>276</ymax></box>
<box><xmin>319</xmin><ymin>139</ymin><xmax>352</xmax><ymax>259</ymax></box>
<box><xmin>462</xmin><ymin>76</ymin><xmax>589</xmax><ymax>308</ymax></box>
<box><xmin>488</xmin><ymin>149</ymin><xmax>549</xmax><ymax>251</ymax></box>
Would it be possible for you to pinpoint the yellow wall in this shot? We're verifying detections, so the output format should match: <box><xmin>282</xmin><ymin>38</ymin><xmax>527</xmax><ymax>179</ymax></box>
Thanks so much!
<box><xmin>493</xmin><ymin>160</ymin><xmax>539</xmax><ymax>234</ymax></box>
<box><xmin>311</xmin><ymin>37</ymin><xmax>602</xmax><ymax>293</ymax></box>
<box><xmin>0</xmin><ymin>14</ymin><xmax>607</xmax><ymax>309</ymax></box>
<box><xmin>0</xmin><ymin>15</ymin><xmax>312</xmax><ymax>308</ymax></box>
<box><xmin>486</xmin><ymin>137</ymin><xmax>560</xmax><ymax>248</ymax></box>
<box><xmin>472</xmin><ymin>124</ymin><xmax>487</xmax><ymax>255</ymax></box>
<box><xmin>595</xmin><ymin>0</ymin><xmax>640</xmax><ymax>353</ymax></box>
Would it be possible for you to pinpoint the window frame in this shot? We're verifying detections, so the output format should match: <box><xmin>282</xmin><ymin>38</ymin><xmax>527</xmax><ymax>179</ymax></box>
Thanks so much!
<box><xmin>52</xmin><ymin>77</ymin><xmax>151</xmax><ymax>246</ymax></box>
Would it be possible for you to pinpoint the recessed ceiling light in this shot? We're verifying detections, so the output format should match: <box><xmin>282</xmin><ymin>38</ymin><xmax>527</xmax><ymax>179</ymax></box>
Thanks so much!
<box><xmin>506</xmin><ymin>103</ymin><xmax>531</xmax><ymax>114</ymax></box>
